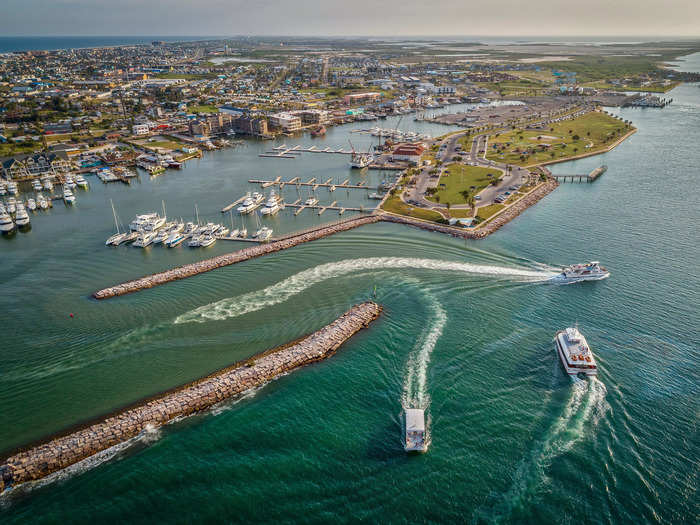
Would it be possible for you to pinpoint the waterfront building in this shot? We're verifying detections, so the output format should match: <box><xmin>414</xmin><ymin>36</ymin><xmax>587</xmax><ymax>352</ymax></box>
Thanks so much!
<box><xmin>269</xmin><ymin>112</ymin><xmax>302</xmax><ymax>132</ymax></box>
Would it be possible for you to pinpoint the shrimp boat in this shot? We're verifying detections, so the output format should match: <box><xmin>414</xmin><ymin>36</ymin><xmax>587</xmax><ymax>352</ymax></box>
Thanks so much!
<box><xmin>550</xmin><ymin>261</ymin><xmax>610</xmax><ymax>283</ymax></box>
<box><xmin>555</xmin><ymin>326</ymin><xmax>598</xmax><ymax>378</ymax></box>
<box><xmin>404</xmin><ymin>408</ymin><xmax>428</xmax><ymax>453</ymax></box>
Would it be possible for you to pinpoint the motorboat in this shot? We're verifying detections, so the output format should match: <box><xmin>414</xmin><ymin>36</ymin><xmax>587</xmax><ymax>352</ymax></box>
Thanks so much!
<box><xmin>404</xmin><ymin>408</ymin><xmax>428</xmax><ymax>452</ymax></box>
<box><xmin>260</xmin><ymin>191</ymin><xmax>282</xmax><ymax>216</ymax></box>
<box><xmin>550</xmin><ymin>261</ymin><xmax>609</xmax><ymax>283</ymax></box>
<box><xmin>6</xmin><ymin>197</ymin><xmax>17</xmax><ymax>214</ymax></box>
<box><xmin>7</xmin><ymin>181</ymin><xmax>18</xmax><ymax>195</ymax></box>
<box><xmin>237</xmin><ymin>192</ymin><xmax>264</xmax><ymax>214</ymax></box>
<box><xmin>64</xmin><ymin>175</ymin><xmax>76</xmax><ymax>189</ymax></box>
<box><xmin>75</xmin><ymin>175</ymin><xmax>89</xmax><ymax>188</ymax></box>
<box><xmin>555</xmin><ymin>326</ymin><xmax>598</xmax><ymax>378</ymax></box>
<box><xmin>42</xmin><ymin>178</ymin><xmax>53</xmax><ymax>191</ymax></box>
<box><xmin>26</xmin><ymin>198</ymin><xmax>37</xmax><ymax>211</ymax></box>
<box><xmin>63</xmin><ymin>189</ymin><xmax>75</xmax><ymax>204</ymax></box>
<box><xmin>14</xmin><ymin>203</ymin><xmax>30</xmax><ymax>226</ymax></box>
<box><xmin>132</xmin><ymin>230</ymin><xmax>157</xmax><ymax>248</ymax></box>
<box><xmin>253</xmin><ymin>226</ymin><xmax>273</xmax><ymax>241</ymax></box>
<box><xmin>199</xmin><ymin>235</ymin><xmax>217</xmax><ymax>247</ymax></box>
<box><xmin>164</xmin><ymin>232</ymin><xmax>186</xmax><ymax>247</ymax></box>
<box><xmin>0</xmin><ymin>207</ymin><xmax>15</xmax><ymax>232</ymax></box>
<box><xmin>37</xmin><ymin>194</ymin><xmax>49</xmax><ymax>210</ymax></box>
<box><xmin>31</xmin><ymin>179</ymin><xmax>43</xmax><ymax>191</ymax></box>
<box><xmin>304</xmin><ymin>197</ymin><xmax>318</xmax><ymax>206</ymax></box>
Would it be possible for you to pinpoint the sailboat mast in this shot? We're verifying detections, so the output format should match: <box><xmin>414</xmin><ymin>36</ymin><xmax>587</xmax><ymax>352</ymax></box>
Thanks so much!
<box><xmin>110</xmin><ymin>198</ymin><xmax>119</xmax><ymax>234</ymax></box>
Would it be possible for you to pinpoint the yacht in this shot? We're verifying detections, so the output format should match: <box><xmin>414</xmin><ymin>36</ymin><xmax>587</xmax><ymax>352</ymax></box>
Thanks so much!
<box><xmin>188</xmin><ymin>234</ymin><xmax>203</xmax><ymax>247</ymax></box>
<box><xmin>165</xmin><ymin>232</ymin><xmax>186</xmax><ymax>247</ymax></box>
<box><xmin>63</xmin><ymin>188</ymin><xmax>75</xmax><ymax>204</ymax></box>
<box><xmin>31</xmin><ymin>179</ymin><xmax>43</xmax><ymax>191</ymax></box>
<box><xmin>7</xmin><ymin>181</ymin><xmax>18</xmax><ymax>195</ymax></box>
<box><xmin>237</xmin><ymin>192</ymin><xmax>264</xmax><ymax>214</ymax></box>
<box><xmin>6</xmin><ymin>197</ymin><xmax>16</xmax><ymax>214</ymax></box>
<box><xmin>37</xmin><ymin>194</ymin><xmax>49</xmax><ymax>209</ymax></box>
<box><xmin>0</xmin><ymin>207</ymin><xmax>14</xmax><ymax>232</ymax></box>
<box><xmin>42</xmin><ymin>178</ymin><xmax>53</xmax><ymax>191</ymax></box>
<box><xmin>253</xmin><ymin>226</ymin><xmax>273</xmax><ymax>241</ymax></box>
<box><xmin>64</xmin><ymin>175</ymin><xmax>76</xmax><ymax>189</ymax></box>
<box><xmin>183</xmin><ymin>222</ymin><xmax>197</xmax><ymax>235</ymax></box>
<box><xmin>0</xmin><ymin>182</ymin><xmax>6</xmax><ymax>196</ymax></box>
<box><xmin>129</xmin><ymin>213</ymin><xmax>162</xmax><ymax>231</ymax></box>
<box><xmin>555</xmin><ymin>326</ymin><xmax>598</xmax><ymax>378</ymax></box>
<box><xmin>26</xmin><ymin>198</ymin><xmax>37</xmax><ymax>211</ymax></box>
<box><xmin>132</xmin><ymin>230</ymin><xmax>157</xmax><ymax>248</ymax></box>
<box><xmin>14</xmin><ymin>203</ymin><xmax>30</xmax><ymax>226</ymax></box>
<box><xmin>404</xmin><ymin>408</ymin><xmax>428</xmax><ymax>453</ymax></box>
<box><xmin>75</xmin><ymin>175</ymin><xmax>89</xmax><ymax>188</ymax></box>
<box><xmin>260</xmin><ymin>191</ymin><xmax>282</xmax><ymax>216</ymax></box>
<box><xmin>199</xmin><ymin>235</ymin><xmax>217</xmax><ymax>247</ymax></box>
<box><xmin>153</xmin><ymin>229</ymin><xmax>171</xmax><ymax>244</ymax></box>
<box><xmin>551</xmin><ymin>261</ymin><xmax>609</xmax><ymax>283</ymax></box>
<box><xmin>304</xmin><ymin>197</ymin><xmax>319</xmax><ymax>206</ymax></box>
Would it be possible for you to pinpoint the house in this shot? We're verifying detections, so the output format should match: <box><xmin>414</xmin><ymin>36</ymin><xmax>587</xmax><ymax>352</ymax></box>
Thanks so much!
<box><xmin>1</xmin><ymin>151</ymin><xmax>71</xmax><ymax>180</ymax></box>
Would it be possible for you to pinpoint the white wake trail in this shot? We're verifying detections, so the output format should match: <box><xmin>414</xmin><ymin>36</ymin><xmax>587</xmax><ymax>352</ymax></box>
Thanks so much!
<box><xmin>174</xmin><ymin>257</ymin><xmax>555</xmax><ymax>324</ymax></box>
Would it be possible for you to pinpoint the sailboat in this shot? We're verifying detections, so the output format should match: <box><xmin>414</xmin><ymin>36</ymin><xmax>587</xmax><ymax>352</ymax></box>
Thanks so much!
<box><xmin>252</xmin><ymin>210</ymin><xmax>272</xmax><ymax>241</ymax></box>
<box><xmin>106</xmin><ymin>199</ymin><xmax>128</xmax><ymax>245</ymax></box>
<box><xmin>228</xmin><ymin>210</ymin><xmax>239</xmax><ymax>238</ymax></box>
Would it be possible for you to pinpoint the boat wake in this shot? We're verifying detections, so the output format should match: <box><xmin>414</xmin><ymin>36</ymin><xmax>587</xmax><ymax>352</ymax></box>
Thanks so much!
<box><xmin>174</xmin><ymin>257</ymin><xmax>555</xmax><ymax>324</ymax></box>
<box><xmin>478</xmin><ymin>377</ymin><xmax>609</xmax><ymax>521</ymax></box>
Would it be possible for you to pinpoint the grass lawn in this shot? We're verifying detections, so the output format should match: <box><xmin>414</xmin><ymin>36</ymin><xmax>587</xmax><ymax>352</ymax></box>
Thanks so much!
<box><xmin>486</xmin><ymin>111</ymin><xmax>630</xmax><ymax>166</ymax></box>
<box><xmin>0</xmin><ymin>141</ymin><xmax>40</xmax><ymax>157</ymax></box>
<box><xmin>445</xmin><ymin>208</ymin><xmax>475</xmax><ymax>218</ymax></box>
<box><xmin>144</xmin><ymin>140</ymin><xmax>182</xmax><ymax>151</ymax></box>
<box><xmin>188</xmin><ymin>104</ymin><xmax>219</xmax><ymax>114</ymax></box>
<box><xmin>426</xmin><ymin>163</ymin><xmax>498</xmax><ymax>205</ymax></box>
<box><xmin>581</xmin><ymin>80</ymin><xmax>679</xmax><ymax>93</ymax></box>
<box><xmin>382</xmin><ymin>195</ymin><xmax>443</xmax><ymax>222</ymax></box>
<box><xmin>475</xmin><ymin>204</ymin><xmax>504</xmax><ymax>222</ymax></box>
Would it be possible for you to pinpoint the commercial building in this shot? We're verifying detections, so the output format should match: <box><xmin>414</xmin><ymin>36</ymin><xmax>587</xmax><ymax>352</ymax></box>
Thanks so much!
<box><xmin>343</xmin><ymin>92</ymin><xmax>381</xmax><ymax>105</ymax></box>
<box><xmin>391</xmin><ymin>144</ymin><xmax>425</xmax><ymax>164</ymax></box>
<box><xmin>187</xmin><ymin>113</ymin><xmax>234</xmax><ymax>136</ymax></box>
<box><xmin>268</xmin><ymin>112</ymin><xmax>302</xmax><ymax>132</ymax></box>
<box><xmin>132</xmin><ymin>124</ymin><xmax>150</xmax><ymax>135</ymax></box>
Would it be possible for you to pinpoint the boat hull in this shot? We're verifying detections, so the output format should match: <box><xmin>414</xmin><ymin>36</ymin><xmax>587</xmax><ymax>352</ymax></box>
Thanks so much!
<box><xmin>555</xmin><ymin>334</ymin><xmax>597</xmax><ymax>377</ymax></box>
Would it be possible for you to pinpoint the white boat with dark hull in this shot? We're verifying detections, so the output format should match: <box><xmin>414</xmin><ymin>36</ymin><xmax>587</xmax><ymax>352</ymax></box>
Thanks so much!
<box><xmin>63</xmin><ymin>188</ymin><xmax>75</xmax><ymax>204</ymax></box>
<box><xmin>550</xmin><ymin>261</ymin><xmax>609</xmax><ymax>284</ymax></box>
<box><xmin>260</xmin><ymin>191</ymin><xmax>283</xmax><ymax>216</ymax></box>
<box><xmin>0</xmin><ymin>207</ymin><xmax>15</xmax><ymax>233</ymax></box>
<box><xmin>304</xmin><ymin>197</ymin><xmax>318</xmax><ymax>206</ymax></box>
<box><xmin>404</xmin><ymin>408</ymin><xmax>428</xmax><ymax>453</ymax></box>
<box><xmin>555</xmin><ymin>326</ymin><xmax>598</xmax><ymax>378</ymax></box>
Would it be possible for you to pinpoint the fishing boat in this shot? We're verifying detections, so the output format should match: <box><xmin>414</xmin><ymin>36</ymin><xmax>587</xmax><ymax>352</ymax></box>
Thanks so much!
<box><xmin>404</xmin><ymin>408</ymin><xmax>428</xmax><ymax>453</ymax></box>
<box><xmin>555</xmin><ymin>326</ymin><xmax>598</xmax><ymax>378</ymax></box>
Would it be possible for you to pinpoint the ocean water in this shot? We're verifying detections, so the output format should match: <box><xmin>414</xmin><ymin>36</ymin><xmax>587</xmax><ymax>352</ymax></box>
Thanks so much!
<box><xmin>0</xmin><ymin>87</ymin><xmax>698</xmax><ymax>523</ymax></box>
<box><xmin>0</xmin><ymin>36</ymin><xmax>213</xmax><ymax>53</ymax></box>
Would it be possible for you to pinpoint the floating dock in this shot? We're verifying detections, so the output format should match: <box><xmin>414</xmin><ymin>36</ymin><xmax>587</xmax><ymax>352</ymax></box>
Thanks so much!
<box><xmin>258</xmin><ymin>144</ymin><xmax>372</xmax><ymax>158</ymax></box>
<box><xmin>0</xmin><ymin>302</ymin><xmax>382</xmax><ymax>494</ymax></box>
<box><xmin>249</xmin><ymin>178</ymin><xmax>368</xmax><ymax>189</ymax></box>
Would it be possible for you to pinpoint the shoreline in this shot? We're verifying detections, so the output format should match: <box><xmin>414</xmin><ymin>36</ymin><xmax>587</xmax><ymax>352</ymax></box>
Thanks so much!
<box><xmin>0</xmin><ymin>302</ymin><xmax>382</xmax><ymax>493</ymax></box>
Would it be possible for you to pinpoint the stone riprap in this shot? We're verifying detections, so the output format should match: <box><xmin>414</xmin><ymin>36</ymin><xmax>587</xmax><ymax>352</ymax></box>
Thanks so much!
<box><xmin>0</xmin><ymin>302</ymin><xmax>382</xmax><ymax>493</ymax></box>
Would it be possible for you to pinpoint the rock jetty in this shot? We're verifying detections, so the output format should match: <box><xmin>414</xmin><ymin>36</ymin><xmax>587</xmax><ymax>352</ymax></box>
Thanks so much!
<box><xmin>0</xmin><ymin>302</ymin><xmax>382</xmax><ymax>493</ymax></box>
<box><xmin>93</xmin><ymin>215</ymin><xmax>381</xmax><ymax>299</ymax></box>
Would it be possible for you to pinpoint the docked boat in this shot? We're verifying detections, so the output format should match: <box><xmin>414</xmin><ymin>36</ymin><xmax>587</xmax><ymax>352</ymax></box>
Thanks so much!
<box><xmin>238</xmin><ymin>226</ymin><xmax>247</xmax><ymax>238</ymax></box>
<box><xmin>164</xmin><ymin>232</ymin><xmax>186</xmax><ymax>247</ymax></box>
<box><xmin>0</xmin><ymin>207</ymin><xmax>15</xmax><ymax>232</ymax></box>
<box><xmin>349</xmin><ymin>152</ymin><xmax>373</xmax><ymax>169</ymax></box>
<box><xmin>304</xmin><ymin>197</ymin><xmax>319</xmax><ymax>206</ymax></box>
<box><xmin>188</xmin><ymin>234</ymin><xmax>203</xmax><ymax>248</ymax></box>
<box><xmin>253</xmin><ymin>226</ymin><xmax>273</xmax><ymax>241</ymax></box>
<box><xmin>31</xmin><ymin>179</ymin><xmax>43</xmax><ymax>191</ymax></box>
<box><xmin>7</xmin><ymin>181</ymin><xmax>18</xmax><ymax>195</ymax></box>
<box><xmin>183</xmin><ymin>222</ymin><xmax>197</xmax><ymax>235</ymax></box>
<box><xmin>14</xmin><ymin>203</ymin><xmax>30</xmax><ymax>226</ymax></box>
<box><xmin>132</xmin><ymin>230</ymin><xmax>157</xmax><ymax>248</ymax></box>
<box><xmin>64</xmin><ymin>175</ymin><xmax>76</xmax><ymax>189</ymax></box>
<box><xmin>237</xmin><ymin>192</ymin><xmax>264</xmax><ymax>214</ymax></box>
<box><xmin>129</xmin><ymin>213</ymin><xmax>160</xmax><ymax>231</ymax></box>
<box><xmin>260</xmin><ymin>191</ymin><xmax>283</xmax><ymax>216</ymax></box>
<box><xmin>75</xmin><ymin>175</ymin><xmax>89</xmax><ymax>188</ymax></box>
<box><xmin>368</xmin><ymin>192</ymin><xmax>383</xmax><ymax>200</ymax></box>
<box><xmin>404</xmin><ymin>408</ymin><xmax>428</xmax><ymax>453</ymax></box>
<box><xmin>63</xmin><ymin>188</ymin><xmax>75</xmax><ymax>204</ymax></box>
<box><xmin>26</xmin><ymin>198</ymin><xmax>36</xmax><ymax>211</ymax></box>
<box><xmin>551</xmin><ymin>261</ymin><xmax>609</xmax><ymax>283</ymax></box>
<box><xmin>199</xmin><ymin>235</ymin><xmax>217</xmax><ymax>247</ymax></box>
<box><xmin>37</xmin><ymin>194</ymin><xmax>49</xmax><ymax>209</ymax></box>
<box><xmin>310</xmin><ymin>125</ymin><xmax>326</xmax><ymax>137</ymax></box>
<box><xmin>0</xmin><ymin>182</ymin><xmax>6</xmax><ymax>196</ymax></box>
<box><xmin>555</xmin><ymin>326</ymin><xmax>598</xmax><ymax>378</ymax></box>
<box><xmin>41</xmin><ymin>178</ymin><xmax>53</xmax><ymax>191</ymax></box>
<box><xmin>6</xmin><ymin>197</ymin><xmax>16</xmax><ymax>214</ymax></box>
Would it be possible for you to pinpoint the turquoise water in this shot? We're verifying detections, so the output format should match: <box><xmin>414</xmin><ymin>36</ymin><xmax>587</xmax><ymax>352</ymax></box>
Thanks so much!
<box><xmin>1</xmin><ymin>87</ymin><xmax>698</xmax><ymax>523</ymax></box>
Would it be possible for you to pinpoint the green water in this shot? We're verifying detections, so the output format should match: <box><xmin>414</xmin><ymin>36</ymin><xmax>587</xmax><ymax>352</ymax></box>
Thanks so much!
<box><xmin>1</xmin><ymin>87</ymin><xmax>698</xmax><ymax>523</ymax></box>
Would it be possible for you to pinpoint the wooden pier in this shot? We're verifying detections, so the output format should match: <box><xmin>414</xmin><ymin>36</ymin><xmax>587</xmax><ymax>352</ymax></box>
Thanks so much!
<box><xmin>221</xmin><ymin>194</ymin><xmax>249</xmax><ymax>213</ymax></box>
<box><xmin>249</xmin><ymin>178</ymin><xmax>368</xmax><ymax>190</ymax></box>
<box><xmin>258</xmin><ymin>144</ymin><xmax>372</xmax><ymax>159</ymax></box>
<box><xmin>551</xmin><ymin>165</ymin><xmax>607</xmax><ymax>183</ymax></box>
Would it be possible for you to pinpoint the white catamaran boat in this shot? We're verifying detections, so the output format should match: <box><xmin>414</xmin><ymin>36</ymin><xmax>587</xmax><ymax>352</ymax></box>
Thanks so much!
<box><xmin>551</xmin><ymin>261</ymin><xmax>610</xmax><ymax>283</ymax></box>
<box><xmin>555</xmin><ymin>326</ymin><xmax>598</xmax><ymax>378</ymax></box>
<box><xmin>404</xmin><ymin>408</ymin><xmax>428</xmax><ymax>452</ymax></box>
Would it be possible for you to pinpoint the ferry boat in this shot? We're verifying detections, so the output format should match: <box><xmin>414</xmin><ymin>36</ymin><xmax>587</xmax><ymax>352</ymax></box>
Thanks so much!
<box><xmin>237</xmin><ymin>192</ymin><xmax>264</xmax><ymax>214</ymax></box>
<box><xmin>260</xmin><ymin>191</ymin><xmax>282</xmax><ymax>216</ymax></box>
<box><xmin>551</xmin><ymin>261</ymin><xmax>610</xmax><ymax>283</ymax></box>
<box><xmin>555</xmin><ymin>326</ymin><xmax>598</xmax><ymax>378</ymax></box>
<box><xmin>404</xmin><ymin>408</ymin><xmax>428</xmax><ymax>453</ymax></box>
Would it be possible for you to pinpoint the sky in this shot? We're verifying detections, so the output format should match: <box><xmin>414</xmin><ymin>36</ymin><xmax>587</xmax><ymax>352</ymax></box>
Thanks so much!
<box><xmin>1</xmin><ymin>0</ymin><xmax>698</xmax><ymax>37</ymax></box>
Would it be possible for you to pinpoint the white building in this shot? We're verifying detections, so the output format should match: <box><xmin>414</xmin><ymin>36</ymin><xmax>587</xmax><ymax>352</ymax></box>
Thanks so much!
<box><xmin>269</xmin><ymin>112</ymin><xmax>302</xmax><ymax>132</ymax></box>
<box><xmin>132</xmin><ymin>124</ymin><xmax>150</xmax><ymax>135</ymax></box>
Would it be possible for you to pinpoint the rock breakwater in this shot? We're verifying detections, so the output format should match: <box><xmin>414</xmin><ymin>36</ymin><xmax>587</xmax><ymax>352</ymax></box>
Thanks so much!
<box><xmin>0</xmin><ymin>302</ymin><xmax>382</xmax><ymax>493</ymax></box>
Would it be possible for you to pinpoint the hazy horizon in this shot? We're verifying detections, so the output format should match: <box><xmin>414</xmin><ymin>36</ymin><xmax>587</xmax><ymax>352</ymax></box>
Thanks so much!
<box><xmin>1</xmin><ymin>0</ymin><xmax>698</xmax><ymax>38</ymax></box>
